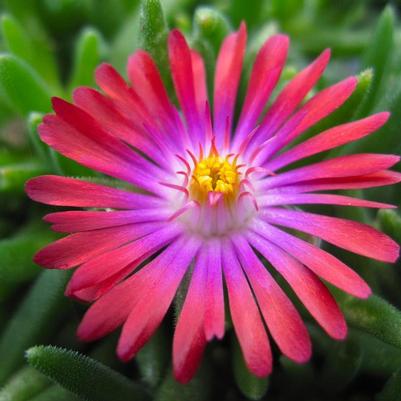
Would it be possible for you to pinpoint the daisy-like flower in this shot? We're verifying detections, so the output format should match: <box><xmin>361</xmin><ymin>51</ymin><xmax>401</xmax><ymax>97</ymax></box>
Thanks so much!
<box><xmin>26</xmin><ymin>23</ymin><xmax>400</xmax><ymax>383</ymax></box>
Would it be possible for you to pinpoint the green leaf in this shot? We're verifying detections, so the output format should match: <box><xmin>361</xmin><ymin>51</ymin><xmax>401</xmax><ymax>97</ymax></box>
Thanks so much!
<box><xmin>230</xmin><ymin>0</ymin><xmax>264</xmax><ymax>26</ymax></box>
<box><xmin>338</xmin><ymin>293</ymin><xmax>401</xmax><ymax>350</ymax></box>
<box><xmin>29</xmin><ymin>385</ymin><xmax>81</xmax><ymax>401</ymax></box>
<box><xmin>1</xmin><ymin>14</ymin><xmax>61</xmax><ymax>94</ymax></box>
<box><xmin>139</xmin><ymin>0</ymin><xmax>171</xmax><ymax>92</ymax></box>
<box><xmin>0</xmin><ymin>223</ymin><xmax>55</xmax><ymax>300</ymax></box>
<box><xmin>378</xmin><ymin>210</ymin><xmax>401</xmax><ymax>244</ymax></box>
<box><xmin>357</xmin><ymin>6</ymin><xmax>394</xmax><ymax>117</ymax></box>
<box><xmin>232</xmin><ymin>337</ymin><xmax>268</xmax><ymax>400</ymax></box>
<box><xmin>0</xmin><ymin>160</ymin><xmax>45</xmax><ymax>193</ymax></box>
<box><xmin>193</xmin><ymin>7</ymin><xmax>231</xmax><ymax>55</ymax></box>
<box><xmin>0</xmin><ymin>270</ymin><xmax>70</xmax><ymax>385</ymax></box>
<box><xmin>136</xmin><ymin>328</ymin><xmax>168</xmax><ymax>387</ymax></box>
<box><xmin>376</xmin><ymin>367</ymin><xmax>401</xmax><ymax>401</ymax></box>
<box><xmin>68</xmin><ymin>27</ymin><xmax>105</xmax><ymax>91</ymax></box>
<box><xmin>155</xmin><ymin>366</ymin><xmax>212</xmax><ymax>401</ymax></box>
<box><xmin>0</xmin><ymin>367</ymin><xmax>50</xmax><ymax>401</ymax></box>
<box><xmin>26</xmin><ymin>346</ymin><xmax>150</xmax><ymax>401</ymax></box>
<box><xmin>0</xmin><ymin>54</ymin><xmax>51</xmax><ymax>117</ymax></box>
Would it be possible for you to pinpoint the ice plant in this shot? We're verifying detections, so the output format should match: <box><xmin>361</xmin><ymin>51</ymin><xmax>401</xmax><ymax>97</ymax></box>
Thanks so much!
<box><xmin>26</xmin><ymin>23</ymin><xmax>400</xmax><ymax>383</ymax></box>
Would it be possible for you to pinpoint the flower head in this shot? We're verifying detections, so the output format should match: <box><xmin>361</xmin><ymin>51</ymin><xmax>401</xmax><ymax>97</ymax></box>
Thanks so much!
<box><xmin>26</xmin><ymin>23</ymin><xmax>400</xmax><ymax>383</ymax></box>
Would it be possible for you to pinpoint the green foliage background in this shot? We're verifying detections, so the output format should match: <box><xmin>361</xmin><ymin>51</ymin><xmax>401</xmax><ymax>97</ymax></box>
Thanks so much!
<box><xmin>0</xmin><ymin>0</ymin><xmax>400</xmax><ymax>400</ymax></box>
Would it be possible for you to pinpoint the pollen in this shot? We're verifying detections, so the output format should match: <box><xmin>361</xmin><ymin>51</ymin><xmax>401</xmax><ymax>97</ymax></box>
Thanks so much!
<box><xmin>190</xmin><ymin>151</ymin><xmax>240</xmax><ymax>203</ymax></box>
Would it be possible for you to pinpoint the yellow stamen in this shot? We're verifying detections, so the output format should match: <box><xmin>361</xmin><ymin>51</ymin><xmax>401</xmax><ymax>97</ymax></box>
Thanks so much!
<box><xmin>190</xmin><ymin>152</ymin><xmax>240</xmax><ymax>203</ymax></box>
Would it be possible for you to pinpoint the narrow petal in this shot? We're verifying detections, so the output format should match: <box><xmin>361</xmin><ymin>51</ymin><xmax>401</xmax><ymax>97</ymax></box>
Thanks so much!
<box><xmin>250</xmin><ymin>219</ymin><xmax>371</xmax><ymax>298</ymax></box>
<box><xmin>168</xmin><ymin>30</ymin><xmax>203</xmax><ymax>146</ymax></box>
<box><xmin>66</xmin><ymin>224</ymin><xmax>181</xmax><ymax>296</ymax></box>
<box><xmin>173</xmin><ymin>246</ymin><xmax>208</xmax><ymax>383</ymax></box>
<box><xmin>233</xmin><ymin>34</ymin><xmax>289</xmax><ymax>149</ymax></box>
<box><xmin>260</xmin><ymin>154</ymin><xmax>400</xmax><ymax>190</ymax></box>
<box><xmin>254</xmin><ymin>77</ymin><xmax>357</xmax><ymax>162</ymax></box>
<box><xmin>259</xmin><ymin>193</ymin><xmax>394</xmax><ymax>209</ymax></box>
<box><xmin>261</xmin><ymin>208</ymin><xmax>400</xmax><ymax>262</ymax></box>
<box><xmin>233</xmin><ymin>236</ymin><xmax>312</xmax><ymax>363</ymax></box>
<box><xmin>34</xmin><ymin>222</ymin><xmax>160</xmax><ymax>269</ymax></box>
<box><xmin>203</xmin><ymin>239</ymin><xmax>225</xmax><ymax>340</ymax></box>
<box><xmin>213</xmin><ymin>23</ymin><xmax>247</xmax><ymax>149</ymax></box>
<box><xmin>25</xmin><ymin>175</ymin><xmax>163</xmax><ymax>209</ymax></box>
<box><xmin>266</xmin><ymin>112</ymin><xmax>390</xmax><ymax>171</ymax></box>
<box><xmin>77</xmin><ymin>238</ymin><xmax>186</xmax><ymax>341</ymax></box>
<box><xmin>277</xmin><ymin>170</ymin><xmax>401</xmax><ymax>193</ymax></box>
<box><xmin>117</xmin><ymin>236</ymin><xmax>201</xmax><ymax>361</ymax></box>
<box><xmin>248</xmin><ymin>233</ymin><xmax>347</xmax><ymax>339</ymax></box>
<box><xmin>222</xmin><ymin>239</ymin><xmax>272</xmax><ymax>377</ymax></box>
<box><xmin>44</xmin><ymin>209</ymin><xmax>170</xmax><ymax>233</ymax></box>
<box><xmin>252</xmin><ymin>49</ymin><xmax>331</xmax><ymax>145</ymax></box>
<box><xmin>191</xmin><ymin>50</ymin><xmax>208</xmax><ymax>120</ymax></box>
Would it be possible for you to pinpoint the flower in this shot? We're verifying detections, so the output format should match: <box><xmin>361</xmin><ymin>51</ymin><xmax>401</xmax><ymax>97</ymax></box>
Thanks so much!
<box><xmin>26</xmin><ymin>23</ymin><xmax>400</xmax><ymax>383</ymax></box>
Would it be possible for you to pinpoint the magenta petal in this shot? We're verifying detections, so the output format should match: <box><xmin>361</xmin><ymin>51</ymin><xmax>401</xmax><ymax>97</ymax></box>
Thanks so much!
<box><xmin>222</xmin><ymin>239</ymin><xmax>272</xmax><ymax>377</ymax></box>
<box><xmin>262</xmin><ymin>208</ymin><xmax>400</xmax><ymax>262</ymax></box>
<box><xmin>248</xmin><ymin>233</ymin><xmax>347</xmax><ymax>340</ymax></box>
<box><xmin>266</xmin><ymin>112</ymin><xmax>390</xmax><ymax>171</ymax></box>
<box><xmin>259</xmin><ymin>193</ymin><xmax>395</xmax><ymax>209</ymax></box>
<box><xmin>233</xmin><ymin>236</ymin><xmax>311</xmax><ymax>363</ymax></box>
<box><xmin>234</xmin><ymin>34</ymin><xmax>289</xmax><ymax>149</ymax></box>
<box><xmin>278</xmin><ymin>170</ymin><xmax>401</xmax><ymax>193</ymax></box>
<box><xmin>117</xmin><ymin>236</ymin><xmax>201</xmax><ymax>361</ymax></box>
<box><xmin>252</xmin><ymin>49</ymin><xmax>331</xmax><ymax>146</ymax></box>
<box><xmin>173</xmin><ymin>245</ymin><xmax>208</xmax><ymax>383</ymax></box>
<box><xmin>250</xmin><ymin>219</ymin><xmax>371</xmax><ymax>298</ymax></box>
<box><xmin>34</xmin><ymin>223</ymin><xmax>160</xmax><ymax>269</ymax></box>
<box><xmin>203</xmin><ymin>239</ymin><xmax>225</xmax><ymax>340</ymax></box>
<box><xmin>66</xmin><ymin>224</ymin><xmax>181</xmax><ymax>296</ymax></box>
<box><xmin>214</xmin><ymin>23</ymin><xmax>247</xmax><ymax>149</ymax></box>
<box><xmin>261</xmin><ymin>154</ymin><xmax>400</xmax><ymax>190</ymax></box>
<box><xmin>168</xmin><ymin>30</ymin><xmax>203</xmax><ymax>146</ymax></box>
<box><xmin>44</xmin><ymin>209</ymin><xmax>170</xmax><ymax>233</ymax></box>
<box><xmin>25</xmin><ymin>175</ymin><xmax>163</xmax><ymax>209</ymax></box>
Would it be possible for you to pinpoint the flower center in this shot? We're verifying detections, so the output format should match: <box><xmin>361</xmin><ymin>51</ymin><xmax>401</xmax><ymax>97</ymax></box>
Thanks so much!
<box><xmin>190</xmin><ymin>153</ymin><xmax>240</xmax><ymax>203</ymax></box>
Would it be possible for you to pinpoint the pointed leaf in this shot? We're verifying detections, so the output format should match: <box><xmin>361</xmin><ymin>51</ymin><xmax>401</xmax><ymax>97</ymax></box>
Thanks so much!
<box><xmin>26</xmin><ymin>346</ymin><xmax>150</xmax><ymax>401</ymax></box>
<box><xmin>0</xmin><ymin>54</ymin><xmax>51</xmax><ymax>116</ymax></box>
<box><xmin>0</xmin><ymin>270</ymin><xmax>69</xmax><ymax>385</ymax></box>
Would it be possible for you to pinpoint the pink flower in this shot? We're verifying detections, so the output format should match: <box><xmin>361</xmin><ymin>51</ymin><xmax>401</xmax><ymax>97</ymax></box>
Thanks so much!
<box><xmin>26</xmin><ymin>24</ymin><xmax>400</xmax><ymax>383</ymax></box>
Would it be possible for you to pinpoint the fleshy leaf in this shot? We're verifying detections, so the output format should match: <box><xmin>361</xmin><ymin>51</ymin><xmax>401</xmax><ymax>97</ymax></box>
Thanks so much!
<box><xmin>0</xmin><ymin>54</ymin><xmax>51</xmax><ymax>116</ymax></box>
<box><xmin>26</xmin><ymin>346</ymin><xmax>150</xmax><ymax>401</ymax></box>
<box><xmin>0</xmin><ymin>270</ymin><xmax>69</xmax><ymax>385</ymax></box>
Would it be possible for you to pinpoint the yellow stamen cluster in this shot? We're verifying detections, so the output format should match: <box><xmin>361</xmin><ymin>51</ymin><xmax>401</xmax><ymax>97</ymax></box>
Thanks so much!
<box><xmin>190</xmin><ymin>153</ymin><xmax>240</xmax><ymax>203</ymax></box>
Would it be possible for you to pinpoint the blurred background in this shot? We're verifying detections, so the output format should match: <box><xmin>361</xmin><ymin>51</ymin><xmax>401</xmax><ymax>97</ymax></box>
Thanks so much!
<box><xmin>0</xmin><ymin>0</ymin><xmax>401</xmax><ymax>400</ymax></box>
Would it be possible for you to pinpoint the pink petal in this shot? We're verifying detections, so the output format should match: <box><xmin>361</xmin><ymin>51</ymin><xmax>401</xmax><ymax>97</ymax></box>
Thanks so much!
<box><xmin>261</xmin><ymin>154</ymin><xmax>400</xmax><ymax>190</ymax></box>
<box><xmin>259</xmin><ymin>193</ymin><xmax>394</xmax><ymax>209</ymax></box>
<box><xmin>34</xmin><ymin>222</ymin><xmax>160</xmax><ymax>269</ymax></box>
<box><xmin>213</xmin><ymin>23</ymin><xmax>247</xmax><ymax>149</ymax></box>
<box><xmin>173</xmin><ymin>246</ymin><xmax>207</xmax><ymax>383</ymax></box>
<box><xmin>168</xmin><ymin>30</ymin><xmax>203</xmax><ymax>146</ymax></box>
<box><xmin>203</xmin><ymin>239</ymin><xmax>225</xmax><ymax>340</ymax></box>
<box><xmin>248</xmin><ymin>233</ymin><xmax>347</xmax><ymax>339</ymax></box>
<box><xmin>262</xmin><ymin>208</ymin><xmax>400</xmax><ymax>262</ymax></box>
<box><xmin>25</xmin><ymin>175</ymin><xmax>163</xmax><ymax>209</ymax></box>
<box><xmin>251</xmin><ymin>49</ymin><xmax>331</xmax><ymax>146</ymax></box>
<box><xmin>66</xmin><ymin>224</ymin><xmax>181</xmax><ymax>296</ymax></box>
<box><xmin>277</xmin><ymin>170</ymin><xmax>401</xmax><ymax>193</ymax></box>
<box><xmin>266</xmin><ymin>112</ymin><xmax>390</xmax><ymax>171</ymax></box>
<box><xmin>233</xmin><ymin>34</ymin><xmax>289</xmax><ymax>150</ymax></box>
<box><xmin>263</xmin><ymin>77</ymin><xmax>357</xmax><ymax>160</ymax></box>
<box><xmin>233</xmin><ymin>236</ymin><xmax>311</xmax><ymax>363</ymax></box>
<box><xmin>44</xmin><ymin>209</ymin><xmax>169</xmax><ymax>233</ymax></box>
<box><xmin>117</xmin><ymin>236</ymin><xmax>201</xmax><ymax>361</ymax></box>
<box><xmin>222</xmin><ymin>239</ymin><xmax>272</xmax><ymax>377</ymax></box>
<box><xmin>72</xmin><ymin>87</ymin><xmax>167</xmax><ymax>167</ymax></box>
<box><xmin>77</xmin><ymin>239</ymin><xmax>187</xmax><ymax>341</ymax></box>
<box><xmin>250</xmin><ymin>219</ymin><xmax>371</xmax><ymax>298</ymax></box>
<box><xmin>191</xmin><ymin>50</ymin><xmax>208</xmax><ymax>119</ymax></box>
